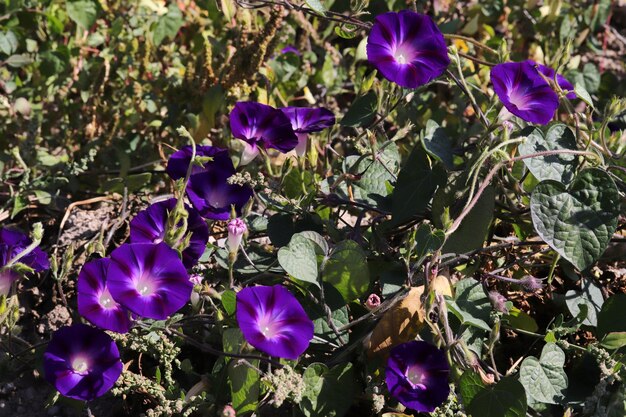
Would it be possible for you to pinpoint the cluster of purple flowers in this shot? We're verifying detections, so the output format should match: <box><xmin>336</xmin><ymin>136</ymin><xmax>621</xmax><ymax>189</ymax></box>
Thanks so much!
<box><xmin>39</xmin><ymin>100</ymin><xmax>335</xmax><ymax>402</ymax></box>
<box><xmin>367</xmin><ymin>10</ymin><xmax>575</xmax><ymax>125</ymax></box>
<box><xmin>46</xmin><ymin>198</ymin><xmax>206</xmax><ymax>401</ymax></box>
<box><xmin>230</xmin><ymin>101</ymin><xmax>335</xmax><ymax>164</ymax></box>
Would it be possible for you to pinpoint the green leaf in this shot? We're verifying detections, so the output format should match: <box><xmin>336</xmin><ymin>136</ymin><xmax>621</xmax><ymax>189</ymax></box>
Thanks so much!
<box><xmin>11</xmin><ymin>195</ymin><xmax>28</xmax><ymax>218</ymax></box>
<box><xmin>421</xmin><ymin>120</ymin><xmax>456</xmax><ymax>170</ymax></box>
<box><xmin>598</xmin><ymin>293</ymin><xmax>626</xmax><ymax>337</ymax></box>
<box><xmin>152</xmin><ymin>5</ymin><xmax>184</xmax><ymax>46</ymax></box>
<box><xmin>341</xmin><ymin>91</ymin><xmax>377</xmax><ymax>127</ymax></box>
<box><xmin>0</xmin><ymin>31</ymin><xmax>18</xmax><ymax>55</ymax></box>
<box><xmin>5</xmin><ymin>54</ymin><xmax>33</xmax><ymax>68</ymax></box>
<box><xmin>66</xmin><ymin>0</ymin><xmax>99</xmax><ymax>29</ymax></box>
<box><xmin>391</xmin><ymin>145</ymin><xmax>446</xmax><ymax>224</ymax></box>
<box><xmin>223</xmin><ymin>328</ymin><xmax>259</xmax><ymax>414</ymax></box>
<box><xmin>323</xmin><ymin>240</ymin><xmax>369</xmax><ymax>302</ymax></box>
<box><xmin>565</xmin><ymin>278</ymin><xmax>603</xmax><ymax>327</ymax></box>
<box><xmin>504</xmin><ymin>307</ymin><xmax>539</xmax><ymax>333</ymax></box>
<box><xmin>299</xmin><ymin>231</ymin><xmax>329</xmax><ymax>255</ymax></box>
<box><xmin>519</xmin><ymin>343</ymin><xmax>568</xmax><ymax>404</ymax></box>
<box><xmin>221</xmin><ymin>290</ymin><xmax>236</xmax><ymax>316</ymax></box>
<box><xmin>600</xmin><ymin>332</ymin><xmax>626</xmax><ymax>350</ymax></box>
<box><xmin>459</xmin><ymin>371</ymin><xmax>484</xmax><ymax>406</ymax></box>
<box><xmin>303</xmin><ymin>0</ymin><xmax>326</xmax><ymax>15</ymax></box>
<box><xmin>530</xmin><ymin>168</ymin><xmax>620</xmax><ymax>270</ymax></box>
<box><xmin>447</xmin><ymin>299</ymin><xmax>491</xmax><ymax>331</ymax></box>
<box><xmin>412</xmin><ymin>223</ymin><xmax>445</xmax><ymax>265</ymax></box>
<box><xmin>277</xmin><ymin>233</ymin><xmax>321</xmax><ymax>286</ymax></box>
<box><xmin>575</xmin><ymin>83</ymin><xmax>594</xmax><ymax>108</ymax></box>
<box><xmin>442</xmin><ymin>185</ymin><xmax>495</xmax><ymax>254</ymax></box>
<box><xmin>518</xmin><ymin>124</ymin><xmax>579</xmax><ymax>183</ymax></box>
<box><xmin>460</xmin><ymin>372</ymin><xmax>527</xmax><ymax>417</ymax></box>
<box><xmin>568</xmin><ymin>63</ymin><xmax>600</xmax><ymax>94</ymax></box>
<box><xmin>300</xmin><ymin>363</ymin><xmax>356</xmax><ymax>417</ymax></box>
<box><xmin>455</xmin><ymin>278</ymin><xmax>492</xmax><ymax>323</ymax></box>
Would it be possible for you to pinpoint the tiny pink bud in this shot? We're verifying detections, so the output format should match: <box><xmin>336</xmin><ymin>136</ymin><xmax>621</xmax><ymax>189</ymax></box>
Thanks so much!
<box><xmin>221</xmin><ymin>405</ymin><xmax>236</xmax><ymax>417</ymax></box>
<box><xmin>227</xmin><ymin>218</ymin><xmax>247</xmax><ymax>253</ymax></box>
<box><xmin>189</xmin><ymin>274</ymin><xmax>203</xmax><ymax>286</ymax></box>
<box><xmin>365</xmin><ymin>293</ymin><xmax>381</xmax><ymax>310</ymax></box>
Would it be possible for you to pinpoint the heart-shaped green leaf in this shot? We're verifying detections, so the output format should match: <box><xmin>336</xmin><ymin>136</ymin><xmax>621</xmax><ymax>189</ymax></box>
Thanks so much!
<box><xmin>519</xmin><ymin>343</ymin><xmax>568</xmax><ymax>404</ymax></box>
<box><xmin>518</xmin><ymin>124</ymin><xmax>578</xmax><ymax>183</ymax></box>
<box><xmin>277</xmin><ymin>233</ymin><xmax>321</xmax><ymax>286</ymax></box>
<box><xmin>530</xmin><ymin>168</ymin><xmax>619</xmax><ymax>270</ymax></box>
<box><xmin>460</xmin><ymin>372</ymin><xmax>527</xmax><ymax>417</ymax></box>
<box><xmin>323</xmin><ymin>240</ymin><xmax>370</xmax><ymax>302</ymax></box>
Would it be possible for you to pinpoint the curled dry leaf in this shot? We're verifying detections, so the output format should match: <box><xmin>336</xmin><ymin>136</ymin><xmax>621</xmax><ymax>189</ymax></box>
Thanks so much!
<box><xmin>366</xmin><ymin>286</ymin><xmax>425</xmax><ymax>358</ymax></box>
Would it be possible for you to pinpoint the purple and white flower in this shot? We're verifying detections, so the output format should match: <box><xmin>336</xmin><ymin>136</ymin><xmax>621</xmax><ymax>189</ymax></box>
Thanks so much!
<box><xmin>280</xmin><ymin>107</ymin><xmax>335</xmax><ymax>156</ymax></box>
<box><xmin>367</xmin><ymin>11</ymin><xmax>450</xmax><ymax>88</ymax></box>
<box><xmin>107</xmin><ymin>242</ymin><xmax>192</xmax><ymax>320</ymax></box>
<box><xmin>229</xmin><ymin>102</ymin><xmax>298</xmax><ymax>164</ymax></box>
<box><xmin>77</xmin><ymin>258</ymin><xmax>132</xmax><ymax>333</ymax></box>
<box><xmin>236</xmin><ymin>285</ymin><xmax>314</xmax><ymax>360</ymax></box>
<box><xmin>385</xmin><ymin>340</ymin><xmax>450</xmax><ymax>412</ymax></box>
<box><xmin>491</xmin><ymin>61</ymin><xmax>560</xmax><ymax>125</ymax></box>
<box><xmin>43</xmin><ymin>324</ymin><xmax>123</xmax><ymax>401</ymax></box>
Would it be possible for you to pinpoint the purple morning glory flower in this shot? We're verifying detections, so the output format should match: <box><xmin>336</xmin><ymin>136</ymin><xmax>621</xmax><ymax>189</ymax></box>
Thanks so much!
<box><xmin>130</xmin><ymin>198</ymin><xmax>209</xmax><ymax>268</ymax></box>
<box><xmin>0</xmin><ymin>228</ymin><xmax>49</xmax><ymax>296</ymax></box>
<box><xmin>107</xmin><ymin>242</ymin><xmax>192</xmax><ymax>320</ymax></box>
<box><xmin>280</xmin><ymin>107</ymin><xmax>335</xmax><ymax>156</ymax></box>
<box><xmin>366</xmin><ymin>11</ymin><xmax>450</xmax><ymax>89</ymax></box>
<box><xmin>77</xmin><ymin>258</ymin><xmax>132</xmax><ymax>333</ymax></box>
<box><xmin>166</xmin><ymin>145</ymin><xmax>253</xmax><ymax>221</ymax></box>
<box><xmin>229</xmin><ymin>102</ymin><xmax>298</xmax><ymax>163</ymax></box>
<box><xmin>490</xmin><ymin>61</ymin><xmax>560</xmax><ymax>125</ymax></box>
<box><xmin>534</xmin><ymin>61</ymin><xmax>576</xmax><ymax>99</ymax></box>
<box><xmin>385</xmin><ymin>341</ymin><xmax>450</xmax><ymax>412</ymax></box>
<box><xmin>236</xmin><ymin>285</ymin><xmax>314</xmax><ymax>360</ymax></box>
<box><xmin>43</xmin><ymin>324</ymin><xmax>123</xmax><ymax>401</ymax></box>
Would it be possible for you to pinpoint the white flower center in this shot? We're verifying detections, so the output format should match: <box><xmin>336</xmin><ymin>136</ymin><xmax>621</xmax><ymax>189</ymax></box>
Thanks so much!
<box><xmin>98</xmin><ymin>287</ymin><xmax>115</xmax><ymax>309</ymax></box>
<box><xmin>508</xmin><ymin>90</ymin><xmax>528</xmax><ymax>109</ymax></box>
<box><xmin>135</xmin><ymin>274</ymin><xmax>156</xmax><ymax>296</ymax></box>
<box><xmin>393</xmin><ymin>44</ymin><xmax>413</xmax><ymax>65</ymax></box>
<box><xmin>406</xmin><ymin>365</ymin><xmax>427</xmax><ymax>388</ymax></box>
<box><xmin>71</xmin><ymin>356</ymin><xmax>90</xmax><ymax>374</ymax></box>
<box><xmin>257</xmin><ymin>316</ymin><xmax>279</xmax><ymax>339</ymax></box>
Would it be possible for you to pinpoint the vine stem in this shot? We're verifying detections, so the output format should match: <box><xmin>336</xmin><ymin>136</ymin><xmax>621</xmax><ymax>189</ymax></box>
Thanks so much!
<box><xmin>153</xmin><ymin>325</ymin><xmax>285</xmax><ymax>369</ymax></box>
<box><xmin>446</xmin><ymin>149</ymin><xmax>596</xmax><ymax>237</ymax></box>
